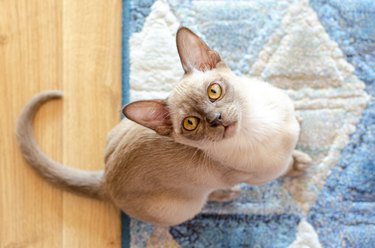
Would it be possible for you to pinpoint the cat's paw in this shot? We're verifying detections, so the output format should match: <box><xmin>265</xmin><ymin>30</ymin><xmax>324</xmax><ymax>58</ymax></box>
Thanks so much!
<box><xmin>296</xmin><ymin>115</ymin><xmax>304</xmax><ymax>126</ymax></box>
<box><xmin>208</xmin><ymin>186</ymin><xmax>241</xmax><ymax>202</ymax></box>
<box><xmin>286</xmin><ymin>150</ymin><xmax>313</xmax><ymax>177</ymax></box>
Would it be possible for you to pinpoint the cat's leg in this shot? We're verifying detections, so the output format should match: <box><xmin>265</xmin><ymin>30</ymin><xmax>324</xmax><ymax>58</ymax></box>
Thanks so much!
<box><xmin>296</xmin><ymin>114</ymin><xmax>303</xmax><ymax>126</ymax></box>
<box><xmin>284</xmin><ymin>114</ymin><xmax>312</xmax><ymax>176</ymax></box>
<box><xmin>146</xmin><ymin>226</ymin><xmax>180</xmax><ymax>248</ymax></box>
<box><xmin>208</xmin><ymin>185</ymin><xmax>241</xmax><ymax>202</ymax></box>
<box><xmin>285</xmin><ymin>150</ymin><xmax>312</xmax><ymax>177</ymax></box>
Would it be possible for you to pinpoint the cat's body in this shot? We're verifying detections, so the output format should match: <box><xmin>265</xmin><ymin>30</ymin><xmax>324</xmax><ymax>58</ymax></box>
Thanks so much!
<box><xmin>104</xmin><ymin>69</ymin><xmax>299</xmax><ymax>225</ymax></box>
<box><xmin>16</xmin><ymin>27</ymin><xmax>311</xmax><ymax>227</ymax></box>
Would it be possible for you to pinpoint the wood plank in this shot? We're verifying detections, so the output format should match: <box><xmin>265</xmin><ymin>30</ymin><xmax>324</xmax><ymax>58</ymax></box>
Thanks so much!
<box><xmin>0</xmin><ymin>0</ymin><xmax>63</xmax><ymax>247</ymax></box>
<box><xmin>62</xmin><ymin>0</ymin><xmax>121</xmax><ymax>247</ymax></box>
<box><xmin>0</xmin><ymin>0</ymin><xmax>122</xmax><ymax>247</ymax></box>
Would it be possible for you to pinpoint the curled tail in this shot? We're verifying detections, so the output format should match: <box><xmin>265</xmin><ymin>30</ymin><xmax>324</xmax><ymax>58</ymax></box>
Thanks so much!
<box><xmin>16</xmin><ymin>91</ymin><xmax>106</xmax><ymax>199</ymax></box>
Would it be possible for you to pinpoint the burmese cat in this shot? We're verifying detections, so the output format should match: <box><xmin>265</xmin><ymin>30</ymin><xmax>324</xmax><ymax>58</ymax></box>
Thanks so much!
<box><xmin>16</xmin><ymin>27</ymin><xmax>312</xmax><ymax>227</ymax></box>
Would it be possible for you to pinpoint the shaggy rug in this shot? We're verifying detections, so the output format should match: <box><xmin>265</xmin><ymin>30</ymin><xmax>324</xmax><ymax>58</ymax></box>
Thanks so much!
<box><xmin>122</xmin><ymin>0</ymin><xmax>375</xmax><ymax>247</ymax></box>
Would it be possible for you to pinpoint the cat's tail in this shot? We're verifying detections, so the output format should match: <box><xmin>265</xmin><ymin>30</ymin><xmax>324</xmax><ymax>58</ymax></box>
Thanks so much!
<box><xmin>16</xmin><ymin>91</ymin><xmax>106</xmax><ymax>199</ymax></box>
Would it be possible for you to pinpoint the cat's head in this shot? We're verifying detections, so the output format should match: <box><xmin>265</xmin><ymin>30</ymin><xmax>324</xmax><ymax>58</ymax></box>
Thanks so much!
<box><xmin>123</xmin><ymin>27</ymin><xmax>243</xmax><ymax>148</ymax></box>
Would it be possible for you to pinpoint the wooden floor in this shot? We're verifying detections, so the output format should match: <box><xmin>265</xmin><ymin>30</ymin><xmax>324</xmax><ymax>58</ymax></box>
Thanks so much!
<box><xmin>0</xmin><ymin>0</ymin><xmax>122</xmax><ymax>247</ymax></box>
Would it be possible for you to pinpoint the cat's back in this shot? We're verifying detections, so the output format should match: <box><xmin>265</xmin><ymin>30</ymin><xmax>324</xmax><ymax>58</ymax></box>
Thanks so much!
<box><xmin>242</xmin><ymin>76</ymin><xmax>294</xmax><ymax>109</ymax></box>
<box><xmin>104</xmin><ymin>119</ymin><xmax>203</xmax><ymax>178</ymax></box>
<box><xmin>105</xmin><ymin>119</ymin><xmax>178</xmax><ymax>163</ymax></box>
<box><xmin>103</xmin><ymin>120</ymin><xmax>216</xmax><ymax>226</ymax></box>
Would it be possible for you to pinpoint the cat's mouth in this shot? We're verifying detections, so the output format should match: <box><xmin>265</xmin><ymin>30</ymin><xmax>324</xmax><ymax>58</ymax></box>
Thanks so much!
<box><xmin>223</xmin><ymin>122</ymin><xmax>237</xmax><ymax>139</ymax></box>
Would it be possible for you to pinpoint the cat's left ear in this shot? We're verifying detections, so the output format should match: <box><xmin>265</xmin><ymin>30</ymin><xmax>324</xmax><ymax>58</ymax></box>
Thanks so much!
<box><xmin>122</xmin><ymin>100</ymin><xmax>172</xmax><ymax>136</ymax></box>
<box><xmin>176</xmin><ymin>27</ymin><xmax>221</xmax><ymax>74</ymax></box>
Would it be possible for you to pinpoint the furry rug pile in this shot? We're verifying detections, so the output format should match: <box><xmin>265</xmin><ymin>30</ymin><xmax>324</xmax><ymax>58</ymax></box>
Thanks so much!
<box><xmin>122</xmin><ymin>0</ymin><xmax>375</xmax><ymax>247</ymax></box>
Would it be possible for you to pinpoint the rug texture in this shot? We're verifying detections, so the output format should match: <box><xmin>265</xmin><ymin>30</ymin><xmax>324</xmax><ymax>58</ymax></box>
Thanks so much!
<box><xmin>123</xmin><ymin>0</ymin><xmax>375</xmax><ymax>247</ymax></box>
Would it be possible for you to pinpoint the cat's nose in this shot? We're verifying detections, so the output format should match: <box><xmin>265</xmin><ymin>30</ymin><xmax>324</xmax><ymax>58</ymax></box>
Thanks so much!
<box><xmin>208</xmin><ymin>112</ymin><xmax>222</xmax><ymax>127</ymax></box>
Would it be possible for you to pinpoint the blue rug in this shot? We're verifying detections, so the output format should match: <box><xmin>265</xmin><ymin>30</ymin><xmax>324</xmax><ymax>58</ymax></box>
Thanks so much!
<box><xmin>122</xmin><ymin>0</ymin><xmax>375</xmax><ymax>247</ymax></box>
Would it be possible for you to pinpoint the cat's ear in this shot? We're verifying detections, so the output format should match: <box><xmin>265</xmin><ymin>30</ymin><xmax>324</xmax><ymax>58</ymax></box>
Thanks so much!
<box><xmin>176</xmin><ymin>27</ymin><xmax>221</xmax><ymax>74</ymax></box>
<box><xmin>122</xmin><ymin>100</ymin><xmax>172</xmax><ymax>136</ymax></box>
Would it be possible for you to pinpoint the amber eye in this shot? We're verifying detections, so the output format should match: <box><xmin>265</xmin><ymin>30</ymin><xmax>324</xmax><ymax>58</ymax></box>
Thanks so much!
<box><xmin>207</xmin><ymin>83</ymin><xmax>222</xmax><ymax>101</ymax></box>
<box><xmin>183</xmin><ymin>116</ymin><xmax>199</xmax><ymax>131</ymax></box>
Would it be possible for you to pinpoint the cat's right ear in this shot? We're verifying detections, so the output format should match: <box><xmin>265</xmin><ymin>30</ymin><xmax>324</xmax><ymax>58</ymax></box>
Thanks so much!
<box><xmin>122</xmin><ymin>100</ymin><xmax>172</xmax><ymax>136</ymax></box>
<box><xmin>176</xmin><ymin>27</ymin><xmax>221</xmax><ymax>74</ymax></box>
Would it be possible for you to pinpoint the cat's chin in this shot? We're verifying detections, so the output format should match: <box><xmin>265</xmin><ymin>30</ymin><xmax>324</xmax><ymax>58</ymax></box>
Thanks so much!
<box><xmin>223</xmin><ymin>122</ymin><xmax>237</xmax><ymax>139</ymax></box>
